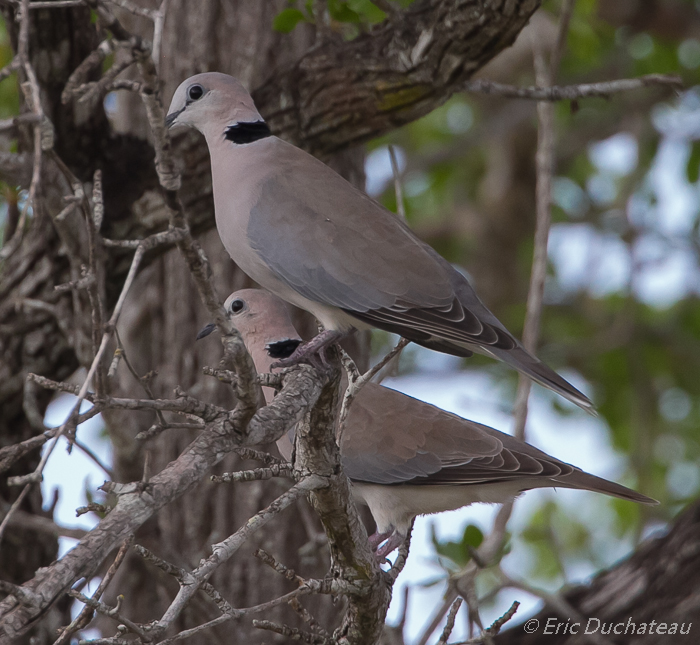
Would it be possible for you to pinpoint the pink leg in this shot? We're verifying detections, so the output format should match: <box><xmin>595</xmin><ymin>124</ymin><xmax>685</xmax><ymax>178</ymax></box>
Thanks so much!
<box><xmin>367</xmin><ymin>531</ymin><xmax>393</xmax><ymax>551</ymax></box>
<box><xmin>375</xmin><ymin>531</ymin><xmax>405</xmax><ymax>562</ymax></box>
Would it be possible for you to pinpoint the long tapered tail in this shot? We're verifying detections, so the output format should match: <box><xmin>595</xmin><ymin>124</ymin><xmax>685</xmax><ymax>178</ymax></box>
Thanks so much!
<box><xmin>555</xmin><ymin>469</ymin><xmax>658</xmax><ymax>505</ymax></box>
<box><xmin>486</xmin><ymin>344</ymin><xmax>595</xmax><ymax>414</ymax></box>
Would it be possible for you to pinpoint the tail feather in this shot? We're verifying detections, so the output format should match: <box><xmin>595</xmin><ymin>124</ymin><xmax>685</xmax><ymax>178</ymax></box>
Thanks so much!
<box><xmin>554</xmin><ymin>469</ymin><xmax>658</xmax><ymax>505</ymax></box>
<box><xmin>482</xmin><ymin>345</ymin><xmax>594</xmax><ymax>414</ymax></box>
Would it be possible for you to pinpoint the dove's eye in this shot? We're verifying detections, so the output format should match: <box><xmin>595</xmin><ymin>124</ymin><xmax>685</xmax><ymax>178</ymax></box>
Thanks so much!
<box><xmin>187</xmin><ymin>84</ymin><xmax>205</xmax><ymax>101</ymax></box>
<box><xmin>230</xmin><ymin>299</ymin><xmax>245</xmax><ymax>314</ymax></box>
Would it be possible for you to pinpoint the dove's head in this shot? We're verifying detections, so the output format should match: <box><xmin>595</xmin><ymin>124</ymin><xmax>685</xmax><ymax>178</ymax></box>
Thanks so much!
<box><xmin>197</xmin><ymin>289</ymin><xmax>302</xmax><ymax>371</ymax></box>
<box><xmin>166</xmin><ymin>73</ymin><xmax>266</xmax><ymax>140</ymax></box>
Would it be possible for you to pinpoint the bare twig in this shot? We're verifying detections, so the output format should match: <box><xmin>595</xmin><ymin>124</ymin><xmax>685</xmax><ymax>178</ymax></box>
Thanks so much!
<box><xmin>252</xmin><ymin>619</ymin><xmax>331</xmax><ymax>645</ymax></box>
<box><xmin>149</xmin><ymin>476</ymin><xmax>326</xmax><ymax>638</ymax></box>
<box><xmin>484</xmin><ymin>601</ymin><xmax>519</xmax><ymax>638</ymax></box>
<box><xmin>255</xmin><ymin>548</ymin><xmax>303</xmax><ymax>583</ymax></box>
<box><xmin>359</xmin><ymin>337</ymin><xmax>410</xmax><ymax>386</ymax></box>
<box><xmin>0</xmin><ymin>484</ymin><xmax>31</xmax><ymax>546</ymax></box>
<box><xmin>339</xmin><ymin>337</ymin><xmax>410</xmax><ymax>432</ymax></box>
<box><xmin>0</xmin><ymin>379</ymin><xmax>312</xmax><ymax>637</ymax></box>
<box><xmin>498</xmin><ymin>571</ymin><xmax>608</xmax><ymax>645</ymax></box>
<box><xmin>151</xmin><ymin>0</ymin><xmax>169</xmax><ymax>72</ymax></box>
<box><xmin>134</xmin><ymin>544</ymin><xmax>235</xmax><ymax>618</ymax></box>
<box><xmin>511</xmin><ymin>35</ymin><xmax>557</xmax><ymax>442</ymax></box>
<box><xmin>550</xmin><ymin>0</ymin><xmax>576</xmax><ymax>79</ymax></box>
<box><xmin>1</xmin><ymin>234</ymin><xmax>149</xmax><ymax>539</ymax></box>
<box><xmin>437</xmin><ymin>597</ymin><xmax>463</xmax><ymax>645</ymax></box>
<box><xmin>28</xmin><ymin>0</ymin><xmax>86</xmax><ymax>7</ymax></box>
<box><xmin>210</xmin><ymin>463</ymin><xmax>294</xmax><ymax>483</ymax></box>
<box><xmin>75</xmin><ymin>503</ymin><xmax>109</xmax><ymax>517</ymax></box>
<box><xmin>463</xmin><ymin>74</ymin><xmax>683</xmax><ymax>102</ymax></box>
<box><xmin>75</xmin><ymin>51</ymin><xmax>136</xmax><ymax>107</ymax></box>
<box><xmin>232</xmin><ymin>446</ymin><xmax>287</xmax><ymax>466</ymax></box>
<box><xmin>3</xmin><ymin>507</ymin><xmax>86</xmax><ymax>540</ymax></box>
<box><xmin>202</xmin><ymin>365</ymin><xmax>284</xmax><ymax>391</ymax></box>
<box><xmin>451</xmin><ymin>601</ymin><xmax>520</xmax><ymax>644</ymax></box>
<box><xmin>0</xmin><ymin>430</ymin><xmax>55</xmax><ymax>475</ymax></box>
<box><xmin>106</xmin><ymin>78</ymin><xmax>142</xmax><ymax>92</ymax></box>
<box><xmin>288</xmin><ymin>596</ymin><xmax>330</xmax><ymax>638</ymax></box>
<box><xmin>151</xmin><ymin>615</ymin><xmax>231</xmax><ymax>644</ymax></box>
<box><xmin>54</xmin><ymin>537</ymin><xmax>134</xmax><ymax>645</ymax></box>
<box><xmin>62</xmin><ymin>39</ymin><xmax>115</xmax><ymax>103</ymax></box>
<box><xmin>73</xmin><ymin>438</ymin><xmax>114</xmax><ymax>479</ymax></box>
<box><xmin>114</xmin><ymin>327</ymin><xmax>167</xmax><ymax>428</ymax></box>
<box><xmin>68</xmin><ymin>590</ymin><xmax>147</xmax><ymax>639</ymax></box>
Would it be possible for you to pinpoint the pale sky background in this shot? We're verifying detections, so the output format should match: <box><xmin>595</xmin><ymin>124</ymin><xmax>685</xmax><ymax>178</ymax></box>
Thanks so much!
<box><xmin>41</xmin><ymin>88</ymin><xmax>700</xmax><ymax>643</ymax></box>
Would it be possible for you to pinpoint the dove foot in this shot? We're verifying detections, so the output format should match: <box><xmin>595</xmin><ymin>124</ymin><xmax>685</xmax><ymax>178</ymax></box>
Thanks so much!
<box><xmin>368</xmin><ymin>531</ymin><xmax>393</xmax><ymax>551</ymax></box>
<box><xmin>271</xmin><ymin>329</ymin><xmax>346</xmax><ymax>369</ymax></box>
<box><xmin>368</xmin><ymin>530</ymin><xmax>405</xmax><ymax>564</ymax></box>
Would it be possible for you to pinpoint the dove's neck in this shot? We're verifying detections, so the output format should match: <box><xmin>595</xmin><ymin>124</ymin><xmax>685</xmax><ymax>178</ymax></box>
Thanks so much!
<box><xmin>244</xmin><ymin>331</ymin><xmax>302</xmax><ymax>406</ymax></box>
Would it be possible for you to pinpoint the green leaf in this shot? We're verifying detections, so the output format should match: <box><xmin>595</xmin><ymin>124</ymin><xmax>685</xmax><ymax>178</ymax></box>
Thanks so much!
<box><xmin>328</xmin><ymin>0</ymin><xmax>361</xmax><ymax>23</ymax></box>
<box><xmin>273</xmin><ymin>8</ymin><xmax>306</xmax><ymax>33</ymax></box>
<box><xmin>461</xmin><ymin>523</ymin><xmax>484</xmax><ymax>550</ymax></box>
<box><xmin>347</xmin><ymin>0</ymin><xmax>386</xmax><ymax>24</ymax></box>
<box><xmin>430</xmin><ymin>523</ymin><xmax>484</xmax><ymax>568</ymax></box>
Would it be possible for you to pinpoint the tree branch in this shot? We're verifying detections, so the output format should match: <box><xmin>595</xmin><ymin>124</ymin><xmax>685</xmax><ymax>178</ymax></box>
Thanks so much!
<box><xmin>462</xmin><ymin>74</ymin><xmax>682</xmax><ymax>102</ymax></box>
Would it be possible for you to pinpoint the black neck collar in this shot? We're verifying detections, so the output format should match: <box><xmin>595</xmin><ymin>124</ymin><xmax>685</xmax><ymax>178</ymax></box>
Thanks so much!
<box><xmin>266</xmin><ymin>339</ymin><xmax>302</xmax><ymax>359</ymax></box>
<box><xmin>224</xmin><ymin>120</ymin><xmax>271</xmax><ymax>144</ymax></box>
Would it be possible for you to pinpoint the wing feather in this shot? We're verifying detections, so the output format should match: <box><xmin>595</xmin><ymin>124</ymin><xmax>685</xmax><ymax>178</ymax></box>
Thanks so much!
<box><xmin>342</xmin><ymin>384</ymin><xmax>579</xmax><ymax>488</ymax></box>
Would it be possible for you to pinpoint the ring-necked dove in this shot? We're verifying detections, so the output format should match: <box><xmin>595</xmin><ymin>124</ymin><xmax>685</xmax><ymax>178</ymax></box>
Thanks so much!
<box><xmin>203</xmin><ymin>289</ymin><xmax>656</xmax><ymax>559</ymax></box>
<box><xmin>167</xmin><ymin>72</ymin><xmax>593</xmax><ymax>412</ymax></box>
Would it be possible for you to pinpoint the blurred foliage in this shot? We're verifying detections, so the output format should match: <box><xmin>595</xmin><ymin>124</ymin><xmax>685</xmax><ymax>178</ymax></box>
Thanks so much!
<box><xmin>366</xmin><ymin>0</ymin><xmax>700</xmax><ymax>595</ymax></box>
<box><xmin>429</xmin><ymin>522</ymin><xmax>485</xmax><ymax>572</ymax></box>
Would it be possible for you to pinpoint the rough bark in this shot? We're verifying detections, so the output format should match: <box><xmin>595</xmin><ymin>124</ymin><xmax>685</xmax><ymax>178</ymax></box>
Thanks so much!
<box><xmin>494</xmin><ymin>500</ymin><xmax>700</xmax><ymax>644</ymax></box>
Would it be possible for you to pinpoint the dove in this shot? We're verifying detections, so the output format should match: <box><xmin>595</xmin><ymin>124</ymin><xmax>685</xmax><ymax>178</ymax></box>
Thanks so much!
<box><xmin>200</xmin><ymin>289</ymin><xmax>656</xmax><ymax>559</ymax></box>
<box><xmin>168</xmin><ymin>72</ymin><xmax>593</xmax><ymax>412</ymax></box>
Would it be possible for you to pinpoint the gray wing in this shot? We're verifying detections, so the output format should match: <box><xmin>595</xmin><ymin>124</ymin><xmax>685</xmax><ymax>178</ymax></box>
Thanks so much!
<box><xmin>341</xmin><ymin>384</ymin><xmax>656</xmax><ymax>505</ymax></box>
<box><xmin>248</xmin><ymin>139</ymin><xmax>506</xmax><ymax>343</ymax></box>
<box><xmin>340</xmin><ymin>383</ymin><xmax>503</xmax><ymax>485</ymax></box>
